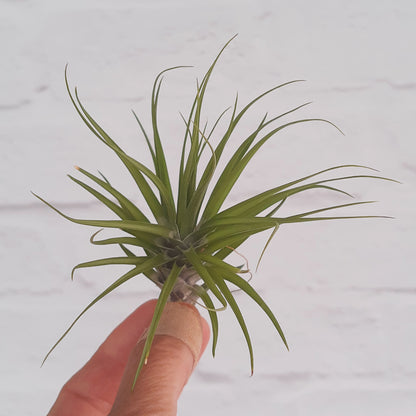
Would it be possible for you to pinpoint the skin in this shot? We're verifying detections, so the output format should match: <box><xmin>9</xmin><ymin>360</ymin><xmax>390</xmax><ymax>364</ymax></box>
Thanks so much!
<box><xmin>47</xmin><ymin>300</ymin><xmax>210</xmax><ymax>416</ymax></box>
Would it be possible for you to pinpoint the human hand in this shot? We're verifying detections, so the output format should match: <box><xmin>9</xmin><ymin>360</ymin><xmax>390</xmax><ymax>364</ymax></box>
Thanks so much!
<box><xmin>47</xmin><ymin>300</ymin><xmax>210</xmax><ymax>416</ymax></box>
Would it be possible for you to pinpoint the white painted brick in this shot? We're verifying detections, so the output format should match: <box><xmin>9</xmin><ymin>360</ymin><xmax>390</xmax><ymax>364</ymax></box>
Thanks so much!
<box><xmin>2</xmin><ymin>0</ymin><xmax>415</xmax><ymax>415</ymax></box>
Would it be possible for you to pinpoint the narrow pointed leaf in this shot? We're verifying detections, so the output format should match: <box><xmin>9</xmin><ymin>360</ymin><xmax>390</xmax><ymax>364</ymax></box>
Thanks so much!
<box><xmin>182</xmin><ymin>248</ymin><xmax>228</xmax><ymax>308</ymax></box>
<box><xmin>218</xmin><ymin>267</ymin><xmax>288</xmax><ymax>349</ymax></box>
<box><xmin>255</xmin><ymin>224</ymin><xmax>279</xmax><ymax>272</ymax></box>
<box><xmin>67</xmin><ymin>174</ymin><xmax>125</xmax><ymax>219</ymax></box>
<box><xmin>42</xmin><ymin>255</ymin><xmax>166</xmax><ymax>365</ymax></box>
<box><xmin>75</xmin><ymin>166</ymin><xmax>148</xmax><ymax>222</ymax></box>
<box><xmin>32</xmin><ymin>192</ymin><xmax>173</xmax><ymax>238</ymax></box>
<box><xmin>195</xmin><ymin>288</ymin><xmax>219</xmax><ymax>357</ymax></box>
<box><xmin>71</xmin><ymin>256</ymin><xmax>149</xmax><ymax>280</ymax></box>
<box><xmin>120</xmin><ymin>243</ymin><xmax>136</xmax><ymax>258</ymax></box>
<box><xmin>89</xmin><ymin>229</ymin><xmax>158</xmax><ymax>252</ymax></box>
<box><xmin>131</xmin><ymin>110</ymin><xmax>156</xmax><ymax>164</ymax></box>
<box><xmin>214</xmin><ymin>277</ymin><xmax>254</xmax><ymax>375</ymax></box>
<box><xmin>133</xmin><ymin>263</ymin><xmax>182</xmax><ymax>387</ymax></box>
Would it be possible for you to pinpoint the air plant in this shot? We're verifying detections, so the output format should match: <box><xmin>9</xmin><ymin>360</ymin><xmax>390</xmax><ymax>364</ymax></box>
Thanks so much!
<box><xmin>35</xmin><ymin>37</ymin><xmax>393</xmax><ymax>385</ymax></box>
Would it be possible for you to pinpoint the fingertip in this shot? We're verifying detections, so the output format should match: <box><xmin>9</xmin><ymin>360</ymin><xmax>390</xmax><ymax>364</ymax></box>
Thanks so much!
<box><xmin>109</xmin><ymin>301</ymin><xmax>208</xmax><ymax>416</ymax></box>
<box><xmin>199</xmin><ymin>314</ymin><xmax>210</xmax><ymax>359</ymax></box>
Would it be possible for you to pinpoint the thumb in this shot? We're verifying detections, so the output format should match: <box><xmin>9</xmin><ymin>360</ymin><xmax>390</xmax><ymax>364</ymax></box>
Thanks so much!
<box><xmin>108</xmin><ymin>302</ymin><xmax>210</xmax><ymax>416</ymax></box>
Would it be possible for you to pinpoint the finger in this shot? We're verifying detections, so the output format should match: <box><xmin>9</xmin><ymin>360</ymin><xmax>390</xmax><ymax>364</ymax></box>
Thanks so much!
<box><xmin>48</xmin><ymin>299</ymin><xmax>158</xmax><ymax>416</ymax></box>
<box><xmin>108</xmin><ymin>302</ymin><xmax>210</xmax><ymax>416</ymax></box>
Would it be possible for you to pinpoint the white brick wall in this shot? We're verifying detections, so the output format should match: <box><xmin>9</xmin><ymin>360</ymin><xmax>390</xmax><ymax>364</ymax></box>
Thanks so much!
<box><xmin>1</xmin><ymin>1</ymin><xmax>415</xmax><ymax>415</ymax></box>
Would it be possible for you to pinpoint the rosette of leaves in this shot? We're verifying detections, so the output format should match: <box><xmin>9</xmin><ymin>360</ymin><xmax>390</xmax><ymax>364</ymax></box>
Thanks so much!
<box><xmin>35</xmin><ymin>37</ymin><xmax>393</xmax><ymax>385</ymax></box>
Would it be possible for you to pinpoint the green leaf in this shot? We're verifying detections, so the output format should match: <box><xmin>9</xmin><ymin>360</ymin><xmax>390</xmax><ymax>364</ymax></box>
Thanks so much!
<box><xmin>199</xmin><ymin>253</ymin><xmax>243</xmax><ymax>274</ymax></box>
<box><xmin>67</xmin><ymin>174</ymin><xmax>125</xmax><ymax>219</ymax></box>
<box><xmin>97</xmin><ymin>170</ymin><xmax>111</xmax><ymax>185</ymax></box>
<box><xmin>73</xmin><ymin>90</ymin><xmax>174</xmax><ymax>223</ymax></box>
<box><xmin>177</xmin><ymin>36</ymin><xmax>237</xmax><ymax>235</ymax></box>
<box><xmin>215</xmin><ymin>165</ymin><xmax>379</xmax><ymax>219</ymax></box>
<box><xmin>42</xmin><ymin>254</ymin><xmax>166</xmax><ymax>365</ymax></box>
<box><xmin>282</xmin><ymin>200</ymin><xmax>377</xmax><ymax>220</ymax></box>
<box><xmin>224</xmin><ymin>183</ymin><xmax>352</xmax><ymax>220</ymax></box>
<box><xmin>74</xmin><ymin>166</ymin><xmax>149</xmax><ymax>222</ymax></box>
<box><xmin>198</xmin><ymin>81</ymin><xmax>306</xmax><ymax>200</ymax></box>
<box><xmin>133</xmin><ymin>262</ymin><xmax>183</xmax><ymax>387</ymax></box>
<box><xmin>64</xmin><ymin>67</ymin><xmax>171</xmax><ymax>223</ymax></box>
<box><xmin>255</xmin><ymin>224</ymin><xmax>279</xmax><ymax>272</ymax></box>
<box><xmin>150</xmin><ymin>67</ymin><xmax>190</xmax><ymax>221</ymax></box>
<box><xmin>196</xmin><ymin>106</ymin><xmax>230</xmax><ymax>159</ymax></box>
<box><xmin>182</xmin><ymin>247</ymin><xmax>228</xmax><ymax>308</ymax></box>
<box><xmin>89</xmin><ymin>229</ymin><xmax>158</xmax><ymax>252</ymax></box>
<box><xmin>32</xmin><ymin>192</ymin><xmax>173</xmax><ymax>238</ymax></box>
<box><xmin>71</xmin><ymin>256</ymin><xmax>150</xmax><ymax>280</ymax></box>
<box><xmin>214</xmin><ymin>277</ymin><xmax>254</xmax><ymax>375</ymax></box>
<box><xmin>218</xmin><ymin>266</ymin><xmax>288</xmax><ymax>350</ymax></box>
<box><xmin>194</xmin><ymin>288</ymin><xmax>219</xmax><ymax>357</ymax></box>
<box><xmin>201</xmin><ymin>115</ymin><xmax>268</xmax><ymax>221</ymax></box>
<box><xmin>201</xmin><ymin>217</ymin><xmax>279</xmax><ymax>252</ymax></box>
<box><xmin>131</xmin><ymin>109</ymin><xmax>156</xmax><ymax>165</ymax></box>
<box><xmin>183</xmin><ymin>121</ymin><xmax>218</xmax><ymax>233</ymax></box>
<box><xmin>119</xmin><ymin>244</ymin><xmax>136</xmax><ymax>258</ymax></box>
<box><xmin>201</xmin><ymin>120</ymin><xmax>341</xmax><ymax>221</ymax></box>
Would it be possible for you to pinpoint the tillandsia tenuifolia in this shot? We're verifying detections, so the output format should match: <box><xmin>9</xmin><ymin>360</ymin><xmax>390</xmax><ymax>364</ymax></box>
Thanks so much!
<box><xmin>35</xmin><ymin>36</ymin><xmax>394</xmax><ymax>385</ymax></box>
